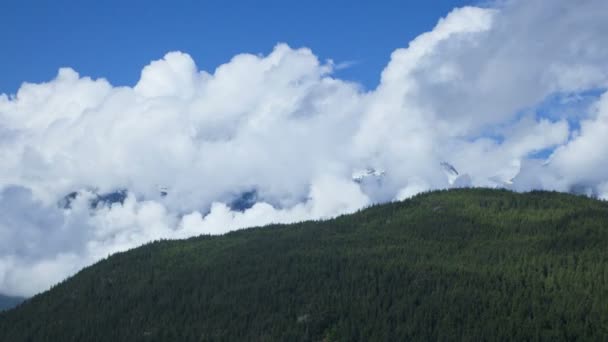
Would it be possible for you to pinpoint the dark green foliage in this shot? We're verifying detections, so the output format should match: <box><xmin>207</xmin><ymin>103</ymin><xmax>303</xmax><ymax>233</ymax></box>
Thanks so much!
<box><xmin>0</xmin><ymin>295</ymin><xmax>24</xmax><ymax>312</ymax></box>
<box><xmin>2</xmin><ymin>188</ymin><xmax>608</xmax><ymax>341</ymax></box>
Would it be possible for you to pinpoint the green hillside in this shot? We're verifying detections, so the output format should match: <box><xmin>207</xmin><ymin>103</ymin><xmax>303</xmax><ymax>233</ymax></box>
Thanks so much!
<box><xmin>1</xmin><ymin>189</ymin><xmax>608</xmax><ymax>341</ymax></box>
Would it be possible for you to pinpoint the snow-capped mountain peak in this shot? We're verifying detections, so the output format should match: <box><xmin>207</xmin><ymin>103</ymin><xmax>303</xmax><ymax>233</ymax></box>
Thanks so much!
<box><xmin>352</xmin><ymin>168</ymin><xmax>386</xmax><ymax>183</ymax></box>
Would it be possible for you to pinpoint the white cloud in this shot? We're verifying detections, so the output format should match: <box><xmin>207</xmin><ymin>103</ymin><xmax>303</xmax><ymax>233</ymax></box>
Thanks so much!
<box><xmin>1</xmin><ymin>0</ymin><xmax>608</xmax><ymax>296</ymax></box>
<box><xmin>546</xmin><ymin>91</ymin><xmax>608</xmax><ymax>191</ymax></box>
<box><xmin>395</xmin><ymin>179</ymin><xmax>431</xmax><ymax>201</ymax></box>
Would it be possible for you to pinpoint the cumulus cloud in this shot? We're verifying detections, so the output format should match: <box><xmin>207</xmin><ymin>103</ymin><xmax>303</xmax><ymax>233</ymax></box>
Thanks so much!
<box><xmin>1</xmin><ymin>0</ymin><xmax>608</xmax><ymax>296</ymax></box>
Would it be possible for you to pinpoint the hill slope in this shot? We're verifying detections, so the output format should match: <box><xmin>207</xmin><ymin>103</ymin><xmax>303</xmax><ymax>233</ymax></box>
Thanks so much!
<box><xmin>1</xmin><ymin>189</ymin><xmax>608</xmax><ymax>341</ymax></box>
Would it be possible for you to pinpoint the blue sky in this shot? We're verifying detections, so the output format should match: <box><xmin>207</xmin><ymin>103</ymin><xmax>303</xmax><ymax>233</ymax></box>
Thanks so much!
<box><xmin>1</xmin><ymin>0</ymin><xmax>471</xmax><ymax>93</ymax></box>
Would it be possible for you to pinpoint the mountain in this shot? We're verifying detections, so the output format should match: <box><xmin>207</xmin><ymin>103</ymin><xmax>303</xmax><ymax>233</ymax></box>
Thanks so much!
<box><xmin>59</xmin><ymin>189</ymin><xmax>128</xmax><ymax>209</ymax></box>
<box><xmin>352</xmin><ymin>167</ymin><xmax>385</xmax><ymax>183</ymax></box>
<box><xmin>2</xmin><ymin>189</ymin><xmax>608</xmax><ymax>341</ymax></box>
<box><xmin>228</xmin><ymin>189</ymin><xmax>258</xmax><ymax>211</ymax></box>
<box><xmin>0</xmin><ymin>295</ymin><xmax>24</xmax><ymax>312</ymax></box>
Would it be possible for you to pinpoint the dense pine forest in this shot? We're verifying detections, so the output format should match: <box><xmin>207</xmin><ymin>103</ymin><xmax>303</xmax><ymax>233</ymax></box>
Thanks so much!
<box><xmin>1</xmin><ymin>188</ymin><xmax>608</xmax><ymax>341</ymax></box>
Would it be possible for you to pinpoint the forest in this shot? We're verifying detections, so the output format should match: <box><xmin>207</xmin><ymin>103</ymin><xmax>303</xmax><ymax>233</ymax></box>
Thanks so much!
<box><xmin>1</xmin><ymin>188</ymin><xmax>608</xmax><ymax>341</ymax></box>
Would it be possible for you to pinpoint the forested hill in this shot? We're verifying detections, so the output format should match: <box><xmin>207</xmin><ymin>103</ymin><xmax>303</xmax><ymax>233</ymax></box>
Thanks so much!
<box><xmin>1</xmin><ymin>189</ymin><xmax>608</xmax><ymax>341</ymax></box>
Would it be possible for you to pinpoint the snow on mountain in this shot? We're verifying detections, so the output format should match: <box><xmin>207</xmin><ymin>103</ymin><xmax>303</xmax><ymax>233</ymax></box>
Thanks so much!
<box><xmin>440</xmin><ymin>162</ymin><xmax>460</xmax><ymax>185</ymax></box>
<box><xmin>352</xmin><ymin>168</ymin><xmax>386</xmax><ymax>184</ymax></box>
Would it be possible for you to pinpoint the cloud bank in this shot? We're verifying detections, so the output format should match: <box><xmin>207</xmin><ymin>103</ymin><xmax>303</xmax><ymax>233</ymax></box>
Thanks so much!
<box><xmin>1</xmin><ymin>0</ymin><xmax>608</xmax><ymax>296</ymax></box>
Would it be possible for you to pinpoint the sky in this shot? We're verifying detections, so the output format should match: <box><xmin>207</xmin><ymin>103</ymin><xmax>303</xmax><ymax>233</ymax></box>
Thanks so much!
<box><xmin>1</xmin><ymin>0</ymin><xmax>608</xmax><ymax>297</ymax></box>
<box><xmin>1</xmin><ymin>0</ymin><xmax>470</xmax><ymax>93</ymax></box>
